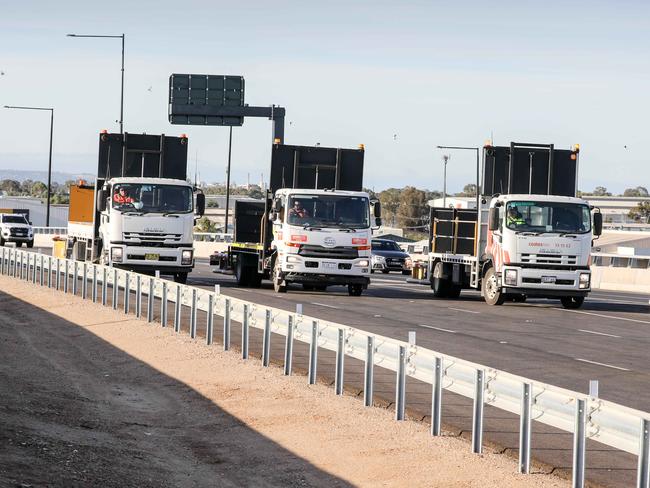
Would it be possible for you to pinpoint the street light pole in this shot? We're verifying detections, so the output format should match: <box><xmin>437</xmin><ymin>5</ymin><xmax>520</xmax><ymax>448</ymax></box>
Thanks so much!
<box><xmin>437</xmin><ymin>145</ymin><xmax>481</xmax><ymax>210</ymax></box>
<box><xmin>4</xmin><ymin>105</ymin><xmax>54</xmax><ymax>226</ymax></box>
<box><xmin>441</xmin><ymin>154</ymin><xmax>450</xmax><ymax>207</ymax></box>
<box><xmin>67</xmin><ymin>33</ymin><xmax>125</xmax><ymax>133</ymax></box>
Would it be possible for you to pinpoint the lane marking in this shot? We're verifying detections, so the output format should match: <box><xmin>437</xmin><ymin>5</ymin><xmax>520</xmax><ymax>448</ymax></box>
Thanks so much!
<box><xmin>578</xmin><ymin>329</ymin><xmax>621</xmax><ymax>338</ymax></box>
<box><xmin>586</xmin><ymin>297</ymin><xmax>649</xmax><ymax>306</ymax></box>
<box><xmin>419</xmin><ymin>324</ymin><xmax>457</xmax><ymax>334</ymax></box>
<box><xmin>310</xmin><ymin>302</ymin><xmax>340</xmax><ymax>309</ymax></box>
<box><xmin>554</xmin><ymin>308</ymin><xmax>650</xmax><ymax>325</ymax></box>
<box><xmin>448</xmin><ymin>307</ymin><xmax>480</xmax><ymax>314</ymax></box>
<box><xmin>574</xmin><ymin>358</ymin><xmax>630</xmax><ymax>371</ymax></box>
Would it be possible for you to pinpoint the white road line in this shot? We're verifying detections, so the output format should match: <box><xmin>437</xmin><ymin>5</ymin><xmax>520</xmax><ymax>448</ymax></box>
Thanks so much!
<box><xmin>555</xmin><ymin>308</ymin><xmax>650</xmax><ymax>325</ymax></box>
<box><xmin>310</xmin><ymin>302</ymin><xmax>340</xmax><ymax>309</ymax></box>
<box><xmin>586</xmin><ymin>297</ymin><xmax>648</xmax><ymax>306</ymax></box>
<box><xmin>578</xmin><ymin>329</ymin><xmax>622</xmax><ymax>338</ymax></box>
<box><xmin>574</xmin><ymin>358</ymin><xmax>630</xmax><ymax>371</ymax></box>
<box><xmin>448</xmin><ymin>307</ymin><xmax>480</xmax><ymax>314</ymax></box>
<box><xmin>419</xmin><ymin>324</ymin><xmax>457</xmax><ymax>334</ymax></box>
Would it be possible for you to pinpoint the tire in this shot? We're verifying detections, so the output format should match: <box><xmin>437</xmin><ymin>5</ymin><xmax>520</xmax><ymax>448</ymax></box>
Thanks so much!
<box><xmin>561</xmin><ymin>296</ymin><xmax>584</xmax><ymax>309</ymax></box>
<box><xmin>235</xmin><ymin>258</ymin><xmax>249</xmax><ymax>287</ymax></box>
<box><xmin>430</xmin><ymin>261</ymin><xmax>450</xmax><ymax>298</ymax></box>
<box><xmin>302</xmin><ymin>284</ymin><xmax>315</xmax><ymax>291</ymax></box>
<box><xmin>482</xmin><ymin>267</ymin><xmax>505</xmax><ymax>306</ymax></box>
<box><xmin>248</xmin><ymin>267</ymin><xmax>262</xmax><ymax>288</ymax></box>
<box><xmin>272</xmin><ymin>258</ymin><xmax>287</xmax><ymax>293</ymax></box>
<box><xmin>381</xmin><ymin>269</ymin><xmax>389</xmax><ymax>274</ymax></box>
<box><xmin>447</xmin><ymin>285</ymin><xmax>462</xmax><ymax>299</ymax></box>
<box><xmin>314</xmin><ymin>285</ymin><xmax>327</xmax><ymax>291</ymax></box>
<box><xmin>0</xmin><ymin>237</ymin><xmax>4</xmax><ymax>246</ymax></box>
<box><xmin>348</xmin><ymin>284</ymin><xmax>363</xmax><ymax>296</ymax></box>
<box><xmin>27</xmin><ymin>240</ymin><xmax>34</xmax><ymax>248</ymax></box>
<box><xmin>370</xmin><ymin>269</ymin><xmax>375</xmax><ymax>274</ymax></box>
<box><xmin>174</xmin><ymin>272</ymin><xmax>188</xmax><ymax>284</ymax></box>
<box><xmin>16</xmin><ymin>242</ymin><xmax>22</xmax><ymax>248</ymax></box>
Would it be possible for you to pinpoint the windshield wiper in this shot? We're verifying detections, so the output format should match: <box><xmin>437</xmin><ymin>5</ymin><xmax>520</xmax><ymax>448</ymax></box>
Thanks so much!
<box><xmin>162</xmin><ymin>213</ymin><xmax>179</xmax><ymax>218</ymax></box>
<box><xmin>303</xmin><ymin>223</ymin><xmax>322</xmax><ymax>230</ymax></box>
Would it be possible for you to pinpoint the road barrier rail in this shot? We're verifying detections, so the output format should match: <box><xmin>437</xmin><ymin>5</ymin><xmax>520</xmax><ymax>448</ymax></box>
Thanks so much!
<box><xmin>1</xmin><ymin>247</ymin><xmax>649</xmax><ymax>488</ymax></box>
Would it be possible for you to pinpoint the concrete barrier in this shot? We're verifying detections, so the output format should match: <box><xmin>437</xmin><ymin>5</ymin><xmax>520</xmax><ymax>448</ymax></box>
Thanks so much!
<box><xmin>591</xmin><ymin>266</ymin><xmax>650</xmax><ymax>293</ymax></box>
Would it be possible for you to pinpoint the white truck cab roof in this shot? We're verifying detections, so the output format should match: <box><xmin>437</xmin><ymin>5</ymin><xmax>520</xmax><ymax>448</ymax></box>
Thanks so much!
<box><xmin>276</xmin><ymin>188</ymin><xmax>369</xmax><ymax>198</ymax></box>
<box><xmin>108</xmin><ymin>177</ymin><xmax>192</xmax><ymax>187</ymax></box>
<box><xmin>495</xmin><ymin>194</ymin><xmax>589</xmax><ymax>205</ymax></box>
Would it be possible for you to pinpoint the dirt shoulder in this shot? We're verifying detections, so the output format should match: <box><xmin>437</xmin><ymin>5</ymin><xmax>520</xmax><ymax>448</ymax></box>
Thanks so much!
<box><xmin>0</xmin><ymin>275</ymin><xmax>567</xmax><ymax>487</ymax></box>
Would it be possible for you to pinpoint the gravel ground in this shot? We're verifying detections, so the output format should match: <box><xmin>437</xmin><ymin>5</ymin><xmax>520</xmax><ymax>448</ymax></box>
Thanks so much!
<box><xmin>0</xmin><ymin>275</ymin><xmax>568</xmax><ymax>487</ymax></box>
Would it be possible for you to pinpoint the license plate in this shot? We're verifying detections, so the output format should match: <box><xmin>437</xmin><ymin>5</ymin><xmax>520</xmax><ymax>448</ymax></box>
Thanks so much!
<box><xmin>145</xmin><ymin>253</ymin><xmax>159</xmax><ymax>261</ymax></box>
<box><xmin>323</xmin><ymin>261</ymin><xmax>337</xmax><ymax>270</ymax></box>
<box><xmin>541</xmin><ymin>276</ymin><xmax>556</xmax><ymax>284</ymax></box>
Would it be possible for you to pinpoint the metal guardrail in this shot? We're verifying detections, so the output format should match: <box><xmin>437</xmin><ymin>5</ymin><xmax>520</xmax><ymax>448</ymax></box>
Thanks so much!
<box><xmin>193</xmin><ymin>232</ymin><xmax>233</xmax><ymax>243</ymax></box>
<box><xmin>592</xmin><ymin>252</ymin><xmax>650</xmax><ymax>270</ymax></box>
<box><xmin>1</xmin><ymin>247</ymin><xmax>649</xmax><ymax>488</ymax></box>
<box><xmin>32</xmin><ymin>226</ymin><xmax>67</xmax><ymax>235</ymax></box>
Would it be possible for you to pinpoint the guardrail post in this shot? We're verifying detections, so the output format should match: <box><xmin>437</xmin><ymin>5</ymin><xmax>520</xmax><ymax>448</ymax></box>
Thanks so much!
<box><xmin>55</xmin><ymin>259</ymin><xmax>61</xmax><ymax>290</ymax></box>
<box><xmin>262</xmin><ymin>309</ymin><xmax>271</xmax><ymax>366</ymax></box>
<box><xmin>335</xmin><ymin>328</ymin><xmax>345</xmax><ymax>395</ymax></box>
<box><xmin>283</xmin><ymin>315</ymin><xmax>294</xmax><ymax>375</ymax></box>
<box><xmin>519</xmin><ymin>382</ymin><xmax>533</xmax><ymax>474</ymax></box>
<box><xmin>161</xmin><ymin>282</ymin><xmax>168</xmax><ymax>327</ymax></box>
<box><xmin>206</xmin><ymin>294</ymin><xmax>214</xmax><ymax>345</ymax></box>
<box><xmin>71</xmin><ymin>260</ymin><xmax>77</xmax><ymax>294</ymax></box>
<box><xmin>572</xmin><ymin>398</ymin><xmax>587</xmax><ymax>488</ymax></box>
<box><xmin>112</xmin><ymin>268</ymin><xmax>118</xmax><ymax>310</ymax></box>
<box><xmin>40</xmin><ymin>255</ymin><xmax>45</xmax><ymax>286</ymax></box>
<box><xmin>190</xmin><ymin>288</ymin><xmax>197</xmax><ymax>339</ymax></box>
<box><xmin>63</xmin><ymin>260</ymin><xmax>68</xmax><ymax>292</ymax></box>
<box><xmin>589</xmin><ymin>380</ymin><xmax>599</xmax><ymax>398</ymax></box>
<box><xmin>308</xmin><ymin>320</ymin><xmax>319</xmax><ymax>385</ymax></box>
<box><xmin>1</xmin><ymin>248</ymin><xmax>5</xmax><ymax>275</ymax></box>
<box><xmin>147</xmin><ymin>277</ymin><xmax>154</xmax><ymax>323</ymax></box>
<box><xmin>135</xmin><ymin>275</ymin><xmax>141</xmax><ymax>318</ymax></box>
<box><xmin>12</xmin><ymin>250</ymin><xmax>16</xmax><ymax>278</ymax></box>
<box><xmin>92</xmin><ymin>266</ymin><xmax>97</xmax><ymax>303</ymax></box>
<box><xmin>364</xmin><ymin>336</ymin><xmax>375</xmax><ymax>407</ymax></box>
<box><xmin>431</xmin><ymin>356</ymin><xmax>443</xmax><ymax>436</ymax></box>
<box><xmin>123</xmin><ymin>272</ymin><xmax>130</xmax><ymax>313</ymax></box>
<box><xmin>472</xmin><ymin>369</ymin><xmax>485</xmax><ymax>454</ymax></box>
<box><xmin>174</xmin><ymin>284</ymin><xmax>182</xmax><ymax>333</ymax></box>
<box><xmin>19</xmin><ymin>253</ymin><xmax>23</xmax><ymax>280</ymax></box>
<box><xmin>223</xmin><ymin>298</ymin><xmax>231</xmax><ymax>350</ymax></box>
<box><xmin>47</xmin><ymin>257</ymin><xmax>52</xmax><ymax>288</ymax></box>
<box><xmin>395</xmin><ymin>345</ymin><xmax>407</xmax><ymax>421</ymax></box>
<box><xmin>81</xmin><ymin>262</ymin><xmax>87</xmax><ymax>298</ymax></box>
<box><xmin>638</xmin><ymin>419</ymin><xmax>650</xmax><ymax>488</ymax></box>
<box><xmin>242</xmin><ymin>304</ymin><xmax>249</xmax><ymax>359</ymax></box>
<box><xmin>101</xmin><ymin>268</ymin><xmax>107</xmax><ymax>306</ymax></box>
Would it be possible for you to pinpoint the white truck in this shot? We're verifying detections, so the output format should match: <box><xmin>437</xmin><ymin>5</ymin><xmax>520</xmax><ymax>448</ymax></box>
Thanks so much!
<box><xmin>67</xmin><ymin>132</ymin><xmax>205</xmax><ymax>283</ymax></box>
<box><xmin>427</xmin><ymin>142</ymin><xmax>602</xmax><ymax>308</ymax></box>
<box><xmin>0</xmin><ymin>212</ymin><xmax>34</xmax><ymax>248</ymax></box>
<box><xmin>220</xmin><ymin>143</ymin><xmax>380</xmax><ymax>296</ymax></box>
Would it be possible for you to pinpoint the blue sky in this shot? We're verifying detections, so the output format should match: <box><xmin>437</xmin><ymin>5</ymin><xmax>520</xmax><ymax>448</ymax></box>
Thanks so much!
<box><xmin>1</xmin><ymin>0</ymin><xmax>648</xmax><ymax>193</ymax></box>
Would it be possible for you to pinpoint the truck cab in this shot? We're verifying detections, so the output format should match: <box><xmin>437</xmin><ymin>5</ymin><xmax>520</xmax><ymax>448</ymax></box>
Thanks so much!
<box><xmin>271</xmin><ymin>188</ymin><xmax>374</xmax><ymax>295</ymax></box>
<box><xmin>0</xmin><ymin>213</ymin><xmax>33</xmax><ymax>248</ymax></box>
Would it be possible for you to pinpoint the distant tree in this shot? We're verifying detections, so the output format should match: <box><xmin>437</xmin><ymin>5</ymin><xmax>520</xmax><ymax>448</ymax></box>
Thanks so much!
<box><xmin>50</xmin><ymin>193</ymin><xmax>70</xmax><ymax>205</ymax></box>
<box><xmin>30</xmin><ymin>181</ymin><xmax>48</xmax><ymax>198</ymax></box>
<box><xmin>247</xmin><ymin>188</ymin><xmax>264</xmax><ymax>199</ymax></box>
<box><xmin>623</xmin><ymin>186</ymin><xmax>649</xmax><ymax>197</ymax></box>
<box><xmin>0</xmin><ymin>179</ymin><xmax>22</xmax><ymax>195</ymax></box>
<box><xmin>194</xmin><ymin>216</ymin><xmax>217</xmax><ymax>233</ymax></box>
<box><xmin>396</xmin><ymin>186</ymin><xmax>428</xmax><ymax>229</ymax></box>
<box><xmin>628</xmin><ymin>202</ymin><xmax>650</xmax><ymax>223</ymax></box>
<box><xmin>591</xmin><ymin>186</ymin><xmax>611</xmax><ymax>197</ymax></box>
<box><xmin>455</xmin><ymin>183</ymin><xmax>477</xmax><ymax>197</ymax></box>
<box><xmin>206</xmin><ymin>199</ymin><xmax>219</xmax><ymax>208</ymax></box>
<box><xmin>377</xmin><ymin>188</ymin><xmax>402</xmax><ymax>227</ymax></box>
<box><xmin>363</xmin><ymin>187</ymin><xmax>377</xmax><ymax>200</ymax></box>
<box><xmin>20</xmin><ymin>179</ymin><xmax>35</xmax><ymax>194</ymax></box>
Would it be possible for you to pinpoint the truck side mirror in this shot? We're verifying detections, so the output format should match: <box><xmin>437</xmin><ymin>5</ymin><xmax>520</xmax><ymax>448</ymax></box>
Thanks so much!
<box><xmin>593</xmin><ymin>212</ymin><xmax>603</xmax><ymax>236</ymax></box>
<box><xmin>96</xmin><ymin>189</ymin><xmax>107</xmax><ymax>212</ymax></box>
<box><xmin>273</xmin><ymin>197</ymin><xmax>283</xmax><ymax>213</ymax></box>
<box><xmin>195</xmin><ymin>193</ymin><xmax>206</xmax><ymax>217</ymax></box>
<box><xmin>370</xmin><ymin>199</ymin><xmax>382</xmax><ymax>218</ymax></box>
<box><xmin>488</xmin><ymin>208</ymin><xmax>500</xmax><ymax>231</ymax></box>
<box><xmin>374</xmin><ymin>217</ymin><xmax>382</xmax><ymax>228</ymax></box>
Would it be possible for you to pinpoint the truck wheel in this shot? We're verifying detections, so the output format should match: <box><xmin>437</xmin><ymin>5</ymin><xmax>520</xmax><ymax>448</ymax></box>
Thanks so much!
<box><xmin>482</xmin><ymin>267</ymin><xmax>505</xmax><ymax>305</ymax></box>
<box><xmin>381</xmin><ymin>269</ymin><xmax>389</xmax><ymax>274</ymax></box>
<box><xmin>272</xmin><ymin>259</ymin><xmax>287</xmax><ymax>293</ymax></box>
<box><xmin>560</xmin><ymin>296</ymin><xmax>584</xmax><ymax>309</ymax></box>
<box><xmin>27</xmin><ymin>240</ymin><xmax>34</xmax><ymax>248</ymax></box>
<box><xmin>235</xmin><ymin>258</ymin><xmax>250</xmax><ymax>286</ymax></box>
<box><xmin>431</xmin><ymin>262</ymin><xmax>450</xmax><ymax>298</ymax></box>
<box><xmin>447</xmin><ymin>285</ymin><xmax>462</xmax><ymax>299</ymax></box>
<box><xmin>248</xmin><ymin>268</ymin><xmax>262</xmax><ymax>288</ymax></box>
<box><xmin>348</xmin><ymin>284</ymin><xmax>363</xmax><ymax>296</ymax></box>
<box><xmin>0</xmin><ymin>237</ymin><xmax>4</xmax><ymax>246</ymax></box>
<box><xmin>174</xmin><ymin>273</ymin><xmax>188</xmax><ymax>284</ymax></box>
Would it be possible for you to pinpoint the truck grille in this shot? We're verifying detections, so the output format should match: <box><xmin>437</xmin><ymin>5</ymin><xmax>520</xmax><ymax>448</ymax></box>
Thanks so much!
<box><xmin>298</xmin><ymin>245</ymin><xmax>359</xmax><ymax>260</ymax></box>
<box><xmin>123</xmin><ymin>232</ymin><xmax>182</xmax><ymax>245</ymax></box>
<box><xmin>521</xmin><ymin>254</ymin><xmax>577</xmax><ymax>265</ymax></box>
<box><xmin>522</xmin><ymin>277</ymin><xmax>575</xmax><ymax>286</ymax></box>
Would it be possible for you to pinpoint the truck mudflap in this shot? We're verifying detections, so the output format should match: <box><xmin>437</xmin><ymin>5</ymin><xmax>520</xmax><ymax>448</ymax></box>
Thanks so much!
<box><xmin>284</xmin><ymin>272</ymin><xmax>369</xmax><ymax>287</ymax></box>
<box><xmin>502</xmin><ymin>287</ymin><xmax>588</xmax><ymax>299</ymax></box>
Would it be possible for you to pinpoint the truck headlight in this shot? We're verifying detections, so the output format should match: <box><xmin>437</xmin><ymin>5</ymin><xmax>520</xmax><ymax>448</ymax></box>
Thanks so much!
<box><xmin>579</xmin><ymin>272</ymin><xmax>590</xmax><ymax>289</ymax></box>
<box><xmin>181</xmin><ymin>249</ymin><xmax>193</xmax><ymax>265</ymax></box>
<box><xmin>111</xmin><ymin>247</ymin><xmax>123</xmax><ymax>263</ymax></box>
<box><xmin>504</xmin><ymin>269</ymin><xmax>518</xmax><ymax>286</ymax></box>
<box><xmin>355</xmin><ymin>259</ymin><xmax>370</xmax><ymax>267</ymax></box>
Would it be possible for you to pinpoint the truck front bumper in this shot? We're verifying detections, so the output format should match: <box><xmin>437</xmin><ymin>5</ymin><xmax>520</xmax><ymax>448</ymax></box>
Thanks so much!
<box><xmin>501</xmin><ymin>266</ymin><xmax>590</xmax><ymax>298</ymax></box>
<box><xmin>109</xmin><ymin>244</ymin><xmax>194</xmax><ymax>273</ymax></box>
<box><xmin>281</xmin><ymin>254</ymin><xmax>371</xmax><ymax>286</ymax></box>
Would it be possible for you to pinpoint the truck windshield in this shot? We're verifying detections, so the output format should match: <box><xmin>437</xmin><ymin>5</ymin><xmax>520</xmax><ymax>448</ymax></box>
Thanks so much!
<box><xmin>112</xmin><ymin>184</ymin><xmax>193</xmax><ymax>213</ymax></box>
<box><xmin>287</xmin><ymin>194</ymin><xmax>369</xmax><ymax>228</ymax></box>
<box><xmin>1</xmin><ymin>215</ymin><xmax>28</xmax><ymax>224</ymax></box>
<box><xmin>505</xmin><ymin>201</ymin><xmax>591</xmax><ymax>234</ymax></box>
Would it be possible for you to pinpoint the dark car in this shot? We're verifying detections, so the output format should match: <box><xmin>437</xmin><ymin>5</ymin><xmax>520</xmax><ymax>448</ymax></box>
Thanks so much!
<box><xmin>371</xmin><ymin>239</ymin><xmax>412</xmax><ymax>274</ymax></box>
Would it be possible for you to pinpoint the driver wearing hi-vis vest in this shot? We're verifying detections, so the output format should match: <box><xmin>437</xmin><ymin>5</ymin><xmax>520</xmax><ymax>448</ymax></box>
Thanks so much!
<box><xmin>113</xmin><ymin>186</ymin><xmax>135</xmax><ymax>204</ymax></box>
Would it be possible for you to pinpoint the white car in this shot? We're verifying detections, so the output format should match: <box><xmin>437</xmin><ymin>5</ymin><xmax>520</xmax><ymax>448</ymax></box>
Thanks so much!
<box><xmin>0</xmin><ymin>213</ymin><xmax>34</xmax><ymax>247</ymax></box>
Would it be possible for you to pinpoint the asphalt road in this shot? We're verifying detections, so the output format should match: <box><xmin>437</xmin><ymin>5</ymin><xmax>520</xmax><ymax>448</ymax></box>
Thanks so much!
<box><xmin>189</xmin><ymin>258</ymin><xmax>650</xmax><ymax>412</ymax></box>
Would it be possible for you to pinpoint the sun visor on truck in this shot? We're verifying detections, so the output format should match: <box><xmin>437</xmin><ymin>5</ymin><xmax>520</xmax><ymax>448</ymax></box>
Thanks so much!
<box><xmin>482</xmin><ymin>143</ymin><xmax>578</xmax><ymax>197</ymax></box>
<box><xmin>269</xmin><ymin>144</ymin><xmax>364</xmax><ymax>193</ymax></box>
<box><xmin>97</xmin><ymin>132</ymin><xmax>188</xmax><ymax>181</ymax></box>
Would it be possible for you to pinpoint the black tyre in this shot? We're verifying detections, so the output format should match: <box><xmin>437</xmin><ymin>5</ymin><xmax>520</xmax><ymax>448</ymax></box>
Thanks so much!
<box><xmin>302</xmin><ymin>284</ymin><xmax>315</xmax><ymax>291</ymax></box>
<box><xmin>272</xmin><ymin>258</ymin><xmax>287</xmax><ymax>293</ymax></box>
<box><xmin>348</xmin><ymin>284</ymin><xmax>363</xmax><ymax>296</ymax></box>
<box><xmin>248</xmin><ymin>267</ymin><xmax>262</xmax><ymax>288</ymax></box>
<box><xmin>314</xmin><ymin>285</ymin><xmax>327</xmax><ymax>291</ymax></box>
<box><xmin>447</xmin><ymin>285</ymin><xmax>462</xmax><ymax>299</ymax></box>
<box><xmin>0</xmin><ymin>237</ymin><xmax>4</xmax><ymax>246</ymax></box>
<box><xmin>561</xmin><ymin>296</ymin><xmax>584</xmax><ymax>309</ymax></box>
<box><xmin>174</xmin><ymin>272</ymin><xmax>188</xmax><ymax>284</ymax></box>
<box><xmin>431</xmin><ymin>261</ymin><xmax>450</xmax><ymax>298</ymax></box>
<box><xmin>235</xmin><ymin>258</ymin><xmax>249</xmax><ymax>286</ymax></box>
<box><xmin>27</xmin><ymin>240</ymin><xmax>34</xmax><ymax>249</ymax></box>
<box><xmin>16</xmin><ymin>242</ymin><xmax>22</xmax><ymax>248</ymax></box>
<box><xmin>381</xmin><ymin>269</ymin><xmax>389</xmax><ymax>274</ymax></box>
<box><xmin>482</xmin><ymin>267</ymin><xmax>505</xmax><ymax>306</ymax></box>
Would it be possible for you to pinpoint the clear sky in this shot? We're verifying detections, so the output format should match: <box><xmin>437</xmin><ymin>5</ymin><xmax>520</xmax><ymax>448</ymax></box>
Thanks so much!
<box><xmin>1</xmin><ymin>0</ymin><xmax>648</xmax><ymax>193</ymax></box>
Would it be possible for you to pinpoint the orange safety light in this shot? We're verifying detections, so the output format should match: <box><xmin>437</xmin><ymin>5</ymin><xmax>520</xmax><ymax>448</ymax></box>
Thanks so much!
<box><xmin>358</xmin><ymin>144</ymin><xmax>365</xmax><ymax>151</ymax></box>
<box><xmin>274</xmin><ymin>138</ymin><xmax>282</xmax><ymax>144</ymax></box>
